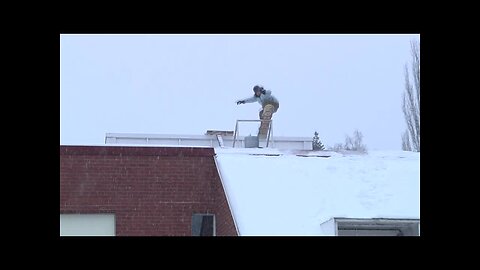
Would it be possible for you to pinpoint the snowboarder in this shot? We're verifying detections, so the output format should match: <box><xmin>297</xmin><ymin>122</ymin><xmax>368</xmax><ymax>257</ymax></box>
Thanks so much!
<box><xmin>236</xmin><ymin>85</ymin><xmax>280</xmax><ymax>120</ymax></box>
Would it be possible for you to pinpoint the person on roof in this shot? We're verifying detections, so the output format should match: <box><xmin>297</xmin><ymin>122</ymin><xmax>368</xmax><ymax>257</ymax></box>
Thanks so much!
<box><xmin>236</xmin><ymin>85</ymin><xmax>280</xmax><ymax>119</ymax></box>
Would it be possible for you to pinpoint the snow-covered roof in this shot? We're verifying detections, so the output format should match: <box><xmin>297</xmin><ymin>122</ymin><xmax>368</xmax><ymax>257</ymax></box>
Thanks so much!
<box><xmin>214</xmin><ymin>149</ymin><xmax>420</xmax><ymax>236</ymax></box>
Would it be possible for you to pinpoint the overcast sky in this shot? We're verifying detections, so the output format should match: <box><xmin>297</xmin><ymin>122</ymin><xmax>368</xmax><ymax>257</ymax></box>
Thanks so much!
<box><xmin>60</xmin><ymin>34</ymin><xmax>419</xmax><ymax>150</ymax></box>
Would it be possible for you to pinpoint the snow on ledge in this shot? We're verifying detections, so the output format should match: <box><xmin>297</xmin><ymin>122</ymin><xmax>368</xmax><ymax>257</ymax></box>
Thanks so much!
<box><xmin>215</xmin><ymin>150</ymin><xmax>420</xmax><ymax>235</ymax></box>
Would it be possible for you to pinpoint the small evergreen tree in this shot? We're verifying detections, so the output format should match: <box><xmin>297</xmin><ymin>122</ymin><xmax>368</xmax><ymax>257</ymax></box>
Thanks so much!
<box><xmin>313</xmin><ymin>131</ymin><xmax>325</xmax><ymax>150</ymax></box>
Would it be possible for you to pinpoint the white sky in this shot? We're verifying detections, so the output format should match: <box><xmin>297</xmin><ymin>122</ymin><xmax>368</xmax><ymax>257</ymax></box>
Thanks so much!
<box><xmin>215</xmin><ymin>149</ymin><xmax>420</xmax><ymax>236</ymax></box>
<box><xmin>60</xmin><ymin>34</ymin><xmax>420</xmax><ymax>150</ymax></box>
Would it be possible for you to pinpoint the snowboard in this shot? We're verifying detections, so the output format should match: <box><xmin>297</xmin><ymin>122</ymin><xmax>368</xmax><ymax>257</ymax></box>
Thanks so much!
<box><xmin>258</xmin><ymin>104</ymin><xmax>274</xmax><ymax>139</ymax></box>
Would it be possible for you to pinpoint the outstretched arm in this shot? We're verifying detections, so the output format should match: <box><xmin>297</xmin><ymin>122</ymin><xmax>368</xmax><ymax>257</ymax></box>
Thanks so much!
<box><xmin>236</xmin><ymin>96</ymin><xmax>257</xmax><ymax>105</ymax></box>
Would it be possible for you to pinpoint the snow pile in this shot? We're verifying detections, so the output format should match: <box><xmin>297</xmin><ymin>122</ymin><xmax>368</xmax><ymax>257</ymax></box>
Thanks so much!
<box><xmin>214</xmin><ymin>149</ymin><xmax>420</xmax><ymax>236</ymax></box>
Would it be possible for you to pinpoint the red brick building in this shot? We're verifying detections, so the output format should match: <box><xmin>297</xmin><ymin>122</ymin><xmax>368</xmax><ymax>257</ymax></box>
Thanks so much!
<box><xmin>60</xmin><ymin>145</ymin><xmax>237</xmax><ymax>236</ymax></box>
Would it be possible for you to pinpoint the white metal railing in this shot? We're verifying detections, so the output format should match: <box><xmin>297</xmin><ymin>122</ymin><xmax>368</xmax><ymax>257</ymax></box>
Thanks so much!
<box><xmin>232</xmin><ymin>119</ymin><xmax>273</xmax><ymax>148</ymax></box>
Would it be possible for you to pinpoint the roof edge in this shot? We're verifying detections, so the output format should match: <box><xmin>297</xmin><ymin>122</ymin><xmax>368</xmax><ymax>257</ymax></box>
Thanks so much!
<box><xmin>59</xmin><ymin>145</ymin><xmax>215</xmax><ymax>157</ymax></box>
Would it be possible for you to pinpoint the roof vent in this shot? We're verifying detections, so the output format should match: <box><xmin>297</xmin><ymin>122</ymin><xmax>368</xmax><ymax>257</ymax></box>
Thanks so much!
<box><xmin>244</xmin><ymin>135</ymin><xmax>259</xmax><ymax>148</ymax></box>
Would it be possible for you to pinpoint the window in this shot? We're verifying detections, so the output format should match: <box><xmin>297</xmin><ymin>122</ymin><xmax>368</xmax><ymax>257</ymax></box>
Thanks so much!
<box><xmin>338</xmin><ymin>228</ymin><xmax>405</xmax><ymax>236</ymax></box>
<box><xmin>192</xmin><ymin>214</ymin><xmax>215</xmax><ymax>236</ymax></box>
<box><xmin>60</xmin><ymin>214</ymin><xmax>115</xmax><ymax>236</ymax></box>
<box><xmin>321</xmin><ymin>217</ymin><xmax>420</xmax><ymax>236</ymax></box>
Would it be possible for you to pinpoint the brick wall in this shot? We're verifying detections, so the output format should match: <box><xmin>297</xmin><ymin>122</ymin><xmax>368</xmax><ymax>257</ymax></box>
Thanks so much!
<box><xmin>60</xmin><ymin>146</ymin><xmax>237</xmax><ymax>236</ymax></box>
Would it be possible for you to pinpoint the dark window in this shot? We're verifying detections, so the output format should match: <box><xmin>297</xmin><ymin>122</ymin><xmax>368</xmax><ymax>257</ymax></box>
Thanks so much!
<box><xmin>192</xmin><ymin>214</ymin><xmax>215</xmax><ymax>236</ymax></box>
<box><xmin>335</xmin><ymin>218</ymin><xmax>419</xmax><ymax>236</ymax></box>
<box><xmin>338</xmin><ymin>228</ymin><xmax>404</xmax><ymax>236</ymax></box>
